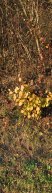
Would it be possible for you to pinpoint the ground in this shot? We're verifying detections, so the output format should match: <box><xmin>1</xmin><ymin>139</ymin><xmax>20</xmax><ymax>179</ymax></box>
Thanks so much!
<box><xmin>0</xmin><ymin>1</ymin><xmax>52</xmax><ymax>193</ymax></box>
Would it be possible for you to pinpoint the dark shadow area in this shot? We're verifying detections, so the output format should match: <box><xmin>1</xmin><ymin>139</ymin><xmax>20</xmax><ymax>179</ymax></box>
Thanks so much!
<box><xmin>41</xmin><ymin>103</ymin><xmax>52</xmax><ymax>117</ymax></box>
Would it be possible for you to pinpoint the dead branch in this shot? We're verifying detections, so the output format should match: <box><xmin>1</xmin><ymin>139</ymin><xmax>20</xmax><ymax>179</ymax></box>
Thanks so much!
<box><xmin>18</xmin><ymin>0</ymin><xmax>27</xmax><ymax>17</ymax></box>
<box><xmin>33</xmin><ymin>1</ymin><xmax>44</xmax><ymax>62</ymax></box>
<box><xmin>35</xmin><ymin>35</ymin><xmax>43</xmax><ymax>61</ymax></box>
<box><xmin>18</xmin><ymin>0</ymin><xmax>44</xmax><ymax>63</ymax></box>
<box><xmin>18</xmin><ymin>33</ymin><xmax>31</xmax><ymax>61</ymax></box>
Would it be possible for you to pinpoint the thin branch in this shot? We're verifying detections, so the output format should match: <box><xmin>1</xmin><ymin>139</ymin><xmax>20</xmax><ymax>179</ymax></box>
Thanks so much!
<box><xmin>35</xmin><ymin>35</ymin><xmax>43</xmax><ymax>61</ymax></box>
<box><xmin>18</xmin><ymin>33</ymin><xmax>31</xmax><ymax>61</ymax></box>
<box><xmin>34</xmin><ymin>0</ymin><xmax>39</xmax><ymax>24</ymax></box>
<box><xmin>18</xmin><ymin>0</ymin><xmax>27</xmax><ymax>17</ymax></box>
<box><xmin>30</xmin><ymin>1</ymin><xmax>34</xmax><ymax>22</ymax></box>
<box><xmin>18</xmin><ymin>0</ymin><xmax>44</xmax><ymax>62</ymax></box>
<box><xmin>33</xmin><ymin>1</ymin><xmax>44</xmax><ymax>62</ymax></box>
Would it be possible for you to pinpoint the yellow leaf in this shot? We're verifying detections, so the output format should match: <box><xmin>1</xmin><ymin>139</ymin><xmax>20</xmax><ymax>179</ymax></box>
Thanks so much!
<box><xmin>35</xmin><ymin>99</ymin><xmax>39</xmax><ymax>105</ymax></box>
<box><xmin>29</xmin><ymin>106</ymin><xmax>33</xmax><ymax>111</ymax></box>
<box><xmin>18</xmin><ymin>99</ymin><xmax>24</xmax><ymax>106</ymax></box>
<box><xmin>27</xmin><ymin>107</ymin><xmax>30</xmax><ymax>111</ymax></box>
<box><xmin>24</xmin><ymin>92</ymin><xmax>29</xmax><ymax>98</ymax></box>
<box><xmin>14</xmin><ymin>87</ymin><xmax>19</xmax><ymax>93</ymax></box>
<box><xmin>9</xmin><ymin>90</ymin><xmax>13</xmax><ymax>95</ymax></box>
<box><xmin>33</xmin><ymin>104</ymin><xmax>36</xmax><ymax>108</ymax></box>
<box><xmin>29</xmin><ymin>97</ymin><xmax>33</xmax><ymax>101</ymax></box>
<box><xmin>32</xmin><ymin>94</ymin><xmax>35</xmax><ymax>98</ymax></box>
<box><xmin>18</xmin><ymin>77</ymin><xmax>22</xmax><ymax>82</ymax></box>
<box><xmin>36</xmin><ymin>106</ymin><xmax>40</xmax><ymax>114</ymax></box>
<box><xmin>32</xmin><ymin>113</ymin><xmax>35</xmax><ymax>118</ymax></box>
<box><xmin>21</xmin><ymin>109</ymin><xmax>24</xmax><ymax>113</ymax></box>
<box><xmin>19</xmin><ymin>91</ymin><xmax>23</xmax><ymax>98</ymax></box>
<box><xmin>13</xmin><ymin>94</ymin><xmax>16</xmax><ymax>101</ymax></box>
<box><xmin>27</xmin><ymin>113</ymin><xmax>31</xmax><ymax>119</ymax></box>
<box><xmin>16</xmin><ymin>98</ymin><xmax>19</xmax><ymax>103</ymax></box>
<box><xmin>21</xmin><ymin>85</ymin><xmax>24</xmax><ymax>91</ymax></box>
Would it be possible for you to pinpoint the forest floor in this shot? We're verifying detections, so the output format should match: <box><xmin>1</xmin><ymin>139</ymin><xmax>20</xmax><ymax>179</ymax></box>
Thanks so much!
<box><xmin>0</xmin><ymin>1</ymin><xmax>52</xmax><ymax>193</ymax></box>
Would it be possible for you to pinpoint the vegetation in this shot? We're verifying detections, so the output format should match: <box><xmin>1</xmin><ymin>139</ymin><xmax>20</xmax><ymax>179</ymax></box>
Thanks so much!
<box><xmin>0</xmin><ymin>0</ymin><xmax>52</xmax><ymax>193</ymax></box>
<box><xmin>8</xmin><ymin>75</ymin><xmax>52</xmax><ymax>120</ymax></box>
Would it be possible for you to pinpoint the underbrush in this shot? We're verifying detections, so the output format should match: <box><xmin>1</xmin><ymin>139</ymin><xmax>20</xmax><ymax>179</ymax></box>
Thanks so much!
<box><xmin>8</xmin><ymin>75</ymin><xmax>52</xmax><ymax>120</ymax></box>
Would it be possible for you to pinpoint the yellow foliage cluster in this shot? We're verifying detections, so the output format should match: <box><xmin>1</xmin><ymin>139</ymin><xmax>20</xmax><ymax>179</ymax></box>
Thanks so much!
<box><xmin>41</xmin><ymin>91</ymin><xmax>52</xmax><ymax>108</ymax></box>
<box><xmin>8</xmin><ymin>81</ymin><xmax>52</xmax><ymax>120</ymax></box>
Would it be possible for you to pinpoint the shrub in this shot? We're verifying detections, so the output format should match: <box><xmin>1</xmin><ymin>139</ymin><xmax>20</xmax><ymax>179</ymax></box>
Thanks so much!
<box><xmin>8</xmin><ymin>77</ymin><xmax>52</xmax><ymax>120</ymax></box>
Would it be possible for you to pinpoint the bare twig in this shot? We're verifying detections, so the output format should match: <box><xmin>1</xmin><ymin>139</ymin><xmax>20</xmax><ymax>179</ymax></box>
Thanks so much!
<box><xmin>30</xmin><ymin>1</ymin><xmax>34</xmax><ymax>22</ymax></box>
<box><xmin>34</xmin><ymin>0</ymin><xmax>39</xmax><ymax>24</ymax></box>
<box><xmin>33</xmin><ymin>1</ymin><xmax>44</xmax><ymax>62</ymax></box>
<box><xmin>18</xmin><ymin>0</ymin><xmax>27</xmax><ymax>17</ymax></box>
<box><xmin>18</xmin><ymin>0</ymin><xmax>44</xmax><ymax>63</ymax></box>
<box><xmin>18</xmin><ymin>33</ymin><xmax>31</xmax><ymax>61</ymax></box>
<box><xmin>35</xmin><ymin>35</ymin><xmax>43</xmax><ymax>61</ymax></box>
